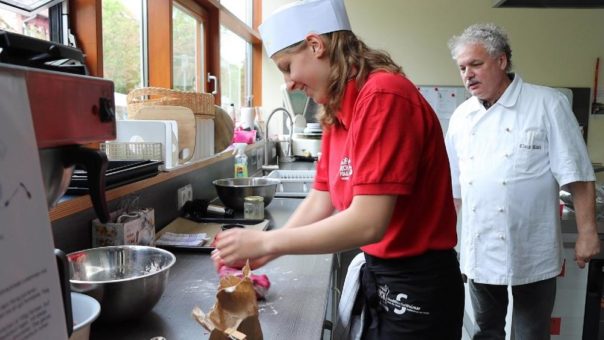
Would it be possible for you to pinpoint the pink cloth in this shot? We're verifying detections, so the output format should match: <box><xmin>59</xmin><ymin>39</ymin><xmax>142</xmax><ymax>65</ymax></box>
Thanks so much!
<box><xmin>217</xmin><ymin>265</ymin><xmax>271</xmax><ymax>300</ymax></box>
<box><xmin>232</xmin><ymin>128</ymin><xmax>256</xmax><ymax>144</ymax></box>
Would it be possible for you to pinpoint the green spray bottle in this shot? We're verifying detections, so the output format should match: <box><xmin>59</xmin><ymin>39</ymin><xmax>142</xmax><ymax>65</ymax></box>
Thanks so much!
<box><xmin>233</xmin><ymin>143</ymin><xmax>248</xmax><ymax>178</ymax></box>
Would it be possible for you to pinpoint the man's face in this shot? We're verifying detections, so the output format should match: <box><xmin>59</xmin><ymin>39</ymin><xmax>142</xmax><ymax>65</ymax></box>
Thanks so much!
<box><xmin>455</xmin><ymin>42</ymin><xmax>509</xmax><ymax>104</ymax></box>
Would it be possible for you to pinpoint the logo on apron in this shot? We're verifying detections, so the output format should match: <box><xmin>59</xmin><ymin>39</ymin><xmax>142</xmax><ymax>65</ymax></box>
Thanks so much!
<box><xmin>378</xmin><ymin>284</ymin><xmax>429</xmax><ymax>316</ymax></box>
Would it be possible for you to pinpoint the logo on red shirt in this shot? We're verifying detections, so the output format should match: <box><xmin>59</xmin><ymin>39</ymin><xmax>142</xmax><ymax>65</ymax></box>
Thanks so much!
<box><xmin>339</xmin><ymin>157</ymin><xmax>352</xmax><ymax>180</ymax></box>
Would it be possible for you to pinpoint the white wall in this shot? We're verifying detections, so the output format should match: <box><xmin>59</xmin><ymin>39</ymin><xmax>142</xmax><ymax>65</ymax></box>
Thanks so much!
<box><xmin>262</xmin><ymin>0</ymin><xmax>604</xmax><ymax>163</ymax></box>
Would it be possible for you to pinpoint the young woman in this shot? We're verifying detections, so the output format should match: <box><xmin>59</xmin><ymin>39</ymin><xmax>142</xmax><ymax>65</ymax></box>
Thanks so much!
<box><xmin>213</xmin><ymin>1</ymin><xmax>464</xmax><ymax>338</ymax></box>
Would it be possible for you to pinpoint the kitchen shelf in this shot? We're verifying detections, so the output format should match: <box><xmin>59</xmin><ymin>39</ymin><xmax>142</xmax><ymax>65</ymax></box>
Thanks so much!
<box><xmin>49</xmin><ymin>143</ymin><xmax>265</xmax><ymax>222</ymax></box>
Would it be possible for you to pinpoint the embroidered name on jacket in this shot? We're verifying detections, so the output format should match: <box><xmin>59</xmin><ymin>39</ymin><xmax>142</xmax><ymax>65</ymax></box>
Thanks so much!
<box><xmin>378</xmin><ymin>284</ymin><xmax>429</xmax><ymax>316</ymax></box>
<box><xmin>339</xmin><ymin>157</ymin><xmax>352</xmax><ymax>180</ymax></box>
<box><xmin>519</xmin><ymin>143</ymin><xmax>542</xmax><ymax>150</ymax></box>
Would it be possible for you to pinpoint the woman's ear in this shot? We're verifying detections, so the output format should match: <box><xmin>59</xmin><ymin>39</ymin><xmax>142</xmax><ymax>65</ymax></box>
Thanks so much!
<box><xmin>305</xmin><ymin>33</ymin><xmax>326</xmax><ymax>57</ymax></box>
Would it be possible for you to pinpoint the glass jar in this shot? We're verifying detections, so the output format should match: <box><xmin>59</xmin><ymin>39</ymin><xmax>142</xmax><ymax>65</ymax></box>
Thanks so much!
<box><xmin>244</xmin><ymin>196</ymin><xmax>264</xmax><ymax>220</ymax></box>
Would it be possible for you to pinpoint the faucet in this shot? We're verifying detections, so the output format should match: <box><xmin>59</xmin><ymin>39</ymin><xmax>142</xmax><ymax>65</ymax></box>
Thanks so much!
<box><xmin>263</xmin><ymin>107</ymin><xmax>294</xmax><ymax>172</ymax></box>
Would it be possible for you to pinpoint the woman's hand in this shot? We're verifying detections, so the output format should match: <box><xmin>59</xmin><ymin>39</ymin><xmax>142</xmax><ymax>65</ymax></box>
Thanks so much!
<box><xmin>213</xmin><ymin>228</ymin><xmax>272</xmax><ymax>267</ymax></box>
<box><xmin>211</xmin><ymin>247</ymin><xmax>275</xmax><ymax>271</ymax></box>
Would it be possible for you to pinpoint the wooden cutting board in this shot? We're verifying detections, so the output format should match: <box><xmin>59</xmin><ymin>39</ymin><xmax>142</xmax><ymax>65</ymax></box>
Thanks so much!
<box><xmin>155</xmin><ymin>217</ymin><xmax>269</xmax><ymax>250</ymax></box>
<box><xmin>214</xmin><ymin>105</ymin><xmax>234</xmax><ymax>154</ymax></box>
<box><xmin>131</xmin><ymin>105</ymin><xmax>196</xmax><ymax>163</ymax></box>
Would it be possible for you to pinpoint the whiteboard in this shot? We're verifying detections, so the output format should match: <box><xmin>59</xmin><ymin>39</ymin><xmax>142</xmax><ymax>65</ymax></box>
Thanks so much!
<box><xmin>418</xmin><ymin>85</ymin><xmax>471</xmax><ymax>134</ymax></box>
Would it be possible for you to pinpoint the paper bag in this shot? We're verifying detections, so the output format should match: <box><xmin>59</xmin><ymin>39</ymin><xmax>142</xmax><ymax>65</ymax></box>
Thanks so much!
<box><xmin>92</xmin><ymin>208</ymin><xmax>155</xmax><ymax>247</ymax></box>
<box><xmin>193</xmin><ymin>262</ymin><xmax>263</xmax><ymax>340</ymax></box>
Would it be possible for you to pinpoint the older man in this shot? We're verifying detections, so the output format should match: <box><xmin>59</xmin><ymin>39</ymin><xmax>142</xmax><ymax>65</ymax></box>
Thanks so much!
<box><xmin>445</xmin><ymin>23</ymin><xmax>600</xmax><ymax>340</ymax></box>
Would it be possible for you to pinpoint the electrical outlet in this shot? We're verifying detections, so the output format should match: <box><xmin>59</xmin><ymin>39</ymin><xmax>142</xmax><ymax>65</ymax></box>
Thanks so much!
<box><xmin>177</xmin><ymin>184</ymin><xmax>193</xmax><ymax>210</ymax></box>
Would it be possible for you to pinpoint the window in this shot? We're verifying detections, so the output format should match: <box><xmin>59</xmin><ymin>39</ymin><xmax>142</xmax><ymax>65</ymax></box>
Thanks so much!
<box><xmin>101</xmin><ymin>0</ymin><xmax>144</xmax><ymax>96</ymax></box>
<box><xmin>221</xmin><ymin>0</ymin><xmax>252</xmax><ymax>27</ymax></box>
<box><xmin>0</xmin><ymin>6</ymin><xmax>50</xmax><ymax>40</ymax></box>
<box><xmin>220</xmin><ymin>25</ymin><xmax>252</xmax><ymax>109</ymax></box>
<box><xmin>172</xmin><ymin>3</ymin><xmax>205</xmax><ymax>92</ymax></box>
<box><xmin>71</xmin><ymin>0</ymin><xmax>262</xmax><ymax>107</ymax></box>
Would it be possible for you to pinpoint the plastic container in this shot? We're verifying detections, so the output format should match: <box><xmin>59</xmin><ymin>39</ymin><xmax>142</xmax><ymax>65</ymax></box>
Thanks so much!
<box><xmin>233</xmin><ymin>143</ymin><xmax>248</xmax><ymax>178</ymax></box>
<box><xmin>69</xmin><ymin>292</ymin><xmax>101</xmax><ymax>340</ymax></box>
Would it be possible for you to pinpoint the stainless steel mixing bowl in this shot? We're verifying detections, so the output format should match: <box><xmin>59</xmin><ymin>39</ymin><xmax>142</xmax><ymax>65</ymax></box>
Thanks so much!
<box><xmin>68</xmin><ymin>245</ymin><xmax>176</xmax><ymax>323</ymax></box>
<box><xmin>213</xmin><ymin>177</ymin><xmax>280</xmax><ymax>210</ymax></box>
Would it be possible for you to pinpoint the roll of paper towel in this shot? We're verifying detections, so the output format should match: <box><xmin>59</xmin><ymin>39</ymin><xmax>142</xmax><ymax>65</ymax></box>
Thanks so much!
<box><xmin>240</xmin><ymin>107</ymin><xmax>255</xmax><ymax>129</ymax></box>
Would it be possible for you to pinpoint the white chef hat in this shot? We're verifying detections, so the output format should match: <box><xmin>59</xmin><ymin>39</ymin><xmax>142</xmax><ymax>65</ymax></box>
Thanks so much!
<box><xmin>259</xmin><ymin>0</ymin><xmax>352</xmax><ymax>57</ymax></box>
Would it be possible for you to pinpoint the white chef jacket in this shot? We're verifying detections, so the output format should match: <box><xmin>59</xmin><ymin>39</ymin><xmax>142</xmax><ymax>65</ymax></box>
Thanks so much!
<box><xmin>445</xmin><ymin>75</ymin><xmax>595</xmax><ymax>285</ymax></box>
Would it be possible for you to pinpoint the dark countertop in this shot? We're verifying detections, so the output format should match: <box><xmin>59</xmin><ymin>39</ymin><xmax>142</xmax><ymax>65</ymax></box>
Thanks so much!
<box><xmin>90</xmin><ymin>197</ymin><xmax>333</xmax><ymax>340</ymax></box>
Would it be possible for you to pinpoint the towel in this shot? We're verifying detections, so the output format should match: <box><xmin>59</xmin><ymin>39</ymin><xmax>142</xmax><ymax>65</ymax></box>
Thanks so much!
<box><xmin>333</xmin><ymin>252</ymin><xmax>366</xmax><ymax>340</ymax></box>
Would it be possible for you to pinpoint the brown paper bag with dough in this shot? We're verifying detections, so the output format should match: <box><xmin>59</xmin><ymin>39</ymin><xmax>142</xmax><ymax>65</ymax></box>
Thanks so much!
<box><xmin>192</xmin><ymin>262</ymin><xmax>263</xmax><ymax>340</ymax></box>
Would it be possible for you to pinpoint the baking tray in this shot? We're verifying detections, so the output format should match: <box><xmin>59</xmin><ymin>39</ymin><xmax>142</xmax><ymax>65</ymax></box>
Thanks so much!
<box><xmin>154</xmin><ymin>217</ymin><xmax>270</xmax><ymax>252</ymax></box>
<box><xmin>67</xmin><ymin>160</ymin><xmax>162</xmax><ymax>194</ymax></box>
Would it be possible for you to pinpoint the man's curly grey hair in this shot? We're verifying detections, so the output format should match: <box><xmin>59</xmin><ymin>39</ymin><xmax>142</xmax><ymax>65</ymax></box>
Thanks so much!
<box><xmin>447</xmin><ymin>23</ymin><xmax>513</xmax><ymax>73</ymax></box>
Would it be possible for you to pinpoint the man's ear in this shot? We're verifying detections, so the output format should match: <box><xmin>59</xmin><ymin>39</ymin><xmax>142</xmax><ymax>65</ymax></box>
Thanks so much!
<box><xmin>305</xmin><ymin>33</ymin><xmax>326</xmax><ymax>57</ymax></box>
<box><xmin>498</xmin><ymin>54</ymin><xmax>508</xmax><ymax>71</ymax></box>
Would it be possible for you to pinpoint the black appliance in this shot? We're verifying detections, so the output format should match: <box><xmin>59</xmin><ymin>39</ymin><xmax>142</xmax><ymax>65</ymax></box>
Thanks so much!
<box><xmin>0</xmin><ymin>30</ymin><xmax>116</xmax><ymax>337</ymax></box>
<box><xmin>583</xmin><ymin>259</ymin><xmax>604</xmax><ymax>339</ymax></box>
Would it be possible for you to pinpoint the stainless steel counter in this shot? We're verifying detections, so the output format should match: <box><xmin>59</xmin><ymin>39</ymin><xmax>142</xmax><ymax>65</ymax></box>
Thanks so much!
<box><xmin>561</xmin><ymin>216</ymin><xmax>604</xmax><ymax>263</ymax></box>
<box><xmin>90</xmin><ymin>198</ymin><xmax>333</xmax><ymax>340</ymax></box>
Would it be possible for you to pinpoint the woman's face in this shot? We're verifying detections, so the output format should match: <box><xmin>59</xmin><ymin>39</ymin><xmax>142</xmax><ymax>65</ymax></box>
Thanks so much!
<box><xmin>272</xmin><ymin>35</ymin><xmax>331</xmax><ymax>104</ymax></box>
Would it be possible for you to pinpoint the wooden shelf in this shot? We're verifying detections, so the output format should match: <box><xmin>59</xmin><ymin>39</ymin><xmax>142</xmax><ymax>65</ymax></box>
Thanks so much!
<box><xmin>49</xmin><ymin>151</ymin><xmax>233</xmax><ymax>222</ymax></box>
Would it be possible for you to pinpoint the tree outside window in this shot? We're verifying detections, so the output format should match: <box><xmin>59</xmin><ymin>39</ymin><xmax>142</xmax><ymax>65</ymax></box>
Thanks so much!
<box><xmin>102</xmin><ymin>0</ymin><xmax>142</xmax><ymax>95</ymax></box>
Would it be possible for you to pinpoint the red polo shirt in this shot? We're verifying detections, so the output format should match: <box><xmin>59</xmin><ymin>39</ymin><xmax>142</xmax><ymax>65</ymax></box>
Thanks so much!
<box><xmin>314</xmin><ymin>71</ymin><xmax>457</xmax><ymax>258</ymax></box>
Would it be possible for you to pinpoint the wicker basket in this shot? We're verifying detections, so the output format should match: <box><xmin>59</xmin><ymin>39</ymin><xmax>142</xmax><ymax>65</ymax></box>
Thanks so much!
<box><xmin>127</xmin><ymin>87</ymin><xmax>215</xmax><ymax>118</ymax></box>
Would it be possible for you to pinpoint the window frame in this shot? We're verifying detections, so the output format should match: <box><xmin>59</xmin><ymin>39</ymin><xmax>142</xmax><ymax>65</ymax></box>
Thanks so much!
<box><xmin>69</xmin><ymin>0</ymin><xmax>262</xmax><ymax>107</ymax></box>
<box><xmin>219</xmin><ymin>0</ymin><xmax>262</xmax><ymax>106</ymax></box>
<box><xmin>172</xmin><ymin>0</ymin><xmax>207</xmax><ymax>92</ymax></box>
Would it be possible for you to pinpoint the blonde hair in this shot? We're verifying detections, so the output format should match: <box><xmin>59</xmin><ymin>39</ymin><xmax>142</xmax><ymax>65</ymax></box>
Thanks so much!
<box><xmin>279</xmin><ymin>31</ymin><xmax>403</xmax><ymax>127</ymax></box>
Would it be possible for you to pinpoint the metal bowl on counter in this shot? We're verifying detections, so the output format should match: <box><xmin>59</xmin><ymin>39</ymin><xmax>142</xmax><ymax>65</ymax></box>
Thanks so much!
<box><xmin>213</xmin><ymin>177</ymin><xmax>280</xmax><ymax>210</ymax></box>
<box><xmin>67</xmin><ymin>245</ymin><xmax>176</xmax><ymax>323</ymax></box>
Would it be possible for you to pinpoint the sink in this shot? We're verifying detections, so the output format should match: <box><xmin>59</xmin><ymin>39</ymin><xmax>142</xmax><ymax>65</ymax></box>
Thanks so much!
<box><xmin>264</xmin><ymin>170</ymin><xmax>315</xmax><ymax>198</ymax></box>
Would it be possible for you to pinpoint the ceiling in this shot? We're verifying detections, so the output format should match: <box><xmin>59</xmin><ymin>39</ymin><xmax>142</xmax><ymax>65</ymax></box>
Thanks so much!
<box><xmin>493</xmin><ymin>0</ymin><xmax>604</xmax><ymax>8</ymax></box>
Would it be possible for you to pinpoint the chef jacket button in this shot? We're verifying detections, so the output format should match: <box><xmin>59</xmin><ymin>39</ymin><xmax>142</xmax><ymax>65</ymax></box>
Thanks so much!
<box><xmin>468</xmin><ymin>181</ymin><xmax>473</xmax><ymax>185</ymax></box>
<box><xmin>505</xmin><ymin>128</ymin><xmax>511</xmax><ymax>132</ymax></box>
<box><xmin>500</xmin><ymin>234</ymin><xmax>505</xmax><ymax>240</ymax></box>
<box><xmin>498</xmin><ymin>208</ymin><xmax>504</xmax><ymax>212</ymax></box>
<box><xmin>504</xmin><ymin>153</ymin><xmax>510</xmax><ymax>158</ymax></box>
<box><xmin>469</xmin><ymin>156</ymin><xmax>474</xmax><ymax>160</ymax></box>
<box><xmin>502</xmin><ymin>180</ymin><xmax>507</xmax><ymax>185</ymax></box>
<box><xmin>472</xmin><ymin>207</ymin><xmax>477</xmax><ymax>212</ymax></box>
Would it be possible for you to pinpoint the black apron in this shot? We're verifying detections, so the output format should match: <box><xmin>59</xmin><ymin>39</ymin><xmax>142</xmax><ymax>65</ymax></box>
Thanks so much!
<box><xmin>359</xmin><ymin>249</ymin><xmax>465</xmax><ymax>340</ymax></box>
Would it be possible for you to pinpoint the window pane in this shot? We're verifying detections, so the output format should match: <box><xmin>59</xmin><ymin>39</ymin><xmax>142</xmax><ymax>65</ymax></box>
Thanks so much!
<box><xmin>220</xmin><ymin>0</ymin><xmax>252</xmax><ymax>26</ymax></box>
<box><xmin>102</xmin><ymin>0</ymin><xmax>143</xmax><ymax>95</ymax></box>
<box><xmin>173</xmin><ymin>4</ymin><xmax>203</xmax><ymax>92</ymax></box>
<box><xmin>220</xmin><ymin>25</ymin><xmax>251</xmax><ymax>109</ymax></box>
<box><xmin>0</xmin><ymin>6</ymin><xmax>49</xmax><ymax>40</ymax></box>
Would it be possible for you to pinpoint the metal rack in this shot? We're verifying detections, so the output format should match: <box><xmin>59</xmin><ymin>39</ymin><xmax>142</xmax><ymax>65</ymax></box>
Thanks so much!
<box><xmin>265</xmin><ymin>169</ymin><xmax>315</xmax><ymax>198</ymax></box>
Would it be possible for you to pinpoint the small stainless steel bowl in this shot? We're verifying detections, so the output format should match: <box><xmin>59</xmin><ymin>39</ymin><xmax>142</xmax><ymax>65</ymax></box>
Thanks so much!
<box><xmin>213</xmin><ymin>177</ymin><xmax>280</xmax><ymax>211</ymax></box>
<box><xmin>68</xmin><ymin>245</ymin><xmax>176</xmax><ymax>323</ymax></box>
